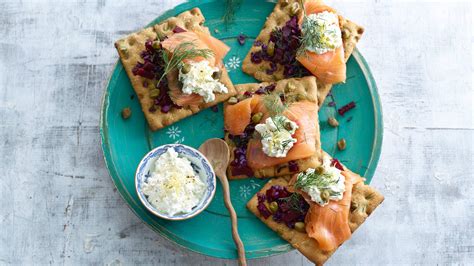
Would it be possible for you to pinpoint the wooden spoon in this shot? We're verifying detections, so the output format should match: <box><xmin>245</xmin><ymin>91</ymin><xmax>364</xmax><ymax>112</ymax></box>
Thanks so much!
<box><xmin>199</xmin><ymin>138</ymin><xmax>247</xmax><ymax>266</ymax></box>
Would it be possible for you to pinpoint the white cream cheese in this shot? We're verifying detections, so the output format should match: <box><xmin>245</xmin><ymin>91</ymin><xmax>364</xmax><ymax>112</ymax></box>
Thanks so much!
<box><xmin>142</xmin><ymin>147</ymin><xmax>206</xmax><ymax>216</ymax></box>
<box><xmin>302</xmin><ymin>11</ymin><xmax>342</xmax><ymax>54</ymax></box>
<box><xmin>255</xmin><ymin>115</ymin><xmax>299</xmax><ymax>158</ymax></box>
<box><xmin>295</xmin><ymin>157</ymin><xmax>346</xmax><ymax>206</ymax></box>
<box><xmin>178</xmin><ymin>60</ymin><xmax>228</xmax><ymax>103</ymax></box>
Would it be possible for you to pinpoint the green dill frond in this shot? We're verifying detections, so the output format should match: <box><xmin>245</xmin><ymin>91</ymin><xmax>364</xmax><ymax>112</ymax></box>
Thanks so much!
<box><xmin>280</xmin><ymin>193</ymin><xmax>305</xmax><ymax>213</ymax></box>
<box><xmin>280</xmin><ymin>139</ymin><xmax>293</xmax><ymax>149</ymax></box>
<box><xmin>294</xmin><ymin>170</ymin><xmax>336</xmax><ymax>190</ymax></box>
<box><xmin>223</xmin><ymin>0</ymin><xmax>242</xmax><ymax>26</ymax></box>
<box><xmin>262</xmin><ymin>93</ymin><xmax>288</xmax><ymax>116</ymax></box>
<box><xmin>296</xmin><ymin>0</ymin><xmax>309</xmax><ymax>57</ymax></box>
<box><xmin>157</xmin><ymin>41</ymin><xmax>214</xmax><ymax>86</ymax></box>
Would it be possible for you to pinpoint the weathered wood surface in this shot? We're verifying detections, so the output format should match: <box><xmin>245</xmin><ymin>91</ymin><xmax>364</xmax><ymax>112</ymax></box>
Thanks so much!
<box><xmin>0</xmin><ymin>0</ymin><xmax>472</xmax><ymax>265</ymax></box>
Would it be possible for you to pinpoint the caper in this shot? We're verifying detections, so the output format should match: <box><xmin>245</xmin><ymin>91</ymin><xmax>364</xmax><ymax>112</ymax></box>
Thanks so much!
<box><xmin>289</xmin><ymin>2</ymin><xmax>300</xmax><ymax>16</ymax></box>
<box><xmin>321</xmin><ymin>190</ymin><xmax>331</xmax><ymax>202</ymax></box>
<box><xmin>152</xmin><ymin>40</ymin><xmax>160</xmax><ymax>49</ymax></box>
<box><xmin>269</xmin><ymin>201</ymin><xmax>279</xmax><ymax>213</ymax></box>
<box><xmin>252</xmin><ymin>112</ymin><xmax>263</xmax><ymax>123</ymax></box>
<box><xmin>295</xmin><ymin>93</ymin><xmax>305</xmax><ymax>101</ymax></box>
<box><xmin>181</xmin><ymin>63</ymin><xmax>191</xmax><ymax>74</ymax></box>
<box><xmin>294</xmin><ymin>222</ymin><xmax>306</xmax><ymax>233</ymax></box>
<box><xmin>121</xmin><ymin>107</ymin><xmax>131</xmax><ymax>120</ymax></box>
<box><xmin>237</xmin><ymin>94</ymin><xmax>247</xmax><ymax>101</ymax></box>
<box><xmin>228</xmin><ymin>96</ymin><xmax>238</xmax><ymax>104</ymax></box>
<box><xmin>328</xmin><ymin>117</ymin><xmax>339</xmax><ymax>127</ymax></box>
<box><xmin>315</xmin><ymin>166</ymin><xmax>325</xmax><ymax>175</ymax></box>
<box><xmin>337</xmin><ymin>138</ymin><xmax>346</xmax><ymax>150</ymax></box>
<box><xmin>285</xmin><ymin>81</ymin><xmax>296</xmax><ymax>92</ymax></box>
<box><xmin>212</xmin><ymin>70</ymin><xmax>222</xmax><ymax>80</ymax></box>
<box><xmin>149</xmin><ymin>89</ymin><xmax>160</xmax><ymax>98</ymax></box>
<box><xmin>267</xmin><ymin>42</ymin><xmax>275</xmax><ymax>56</ymax></box>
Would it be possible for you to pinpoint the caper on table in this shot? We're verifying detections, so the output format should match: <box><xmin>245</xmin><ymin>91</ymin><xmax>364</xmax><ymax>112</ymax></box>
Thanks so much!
<box><xmin>337</xmin><ymin>138</ymin><xmax>347</xmax><ymax>150</ymax></box>
<box><xmin>328</xmin><ymin>117</ymin><xmax>339</xmax><ymax>127</ymax></box>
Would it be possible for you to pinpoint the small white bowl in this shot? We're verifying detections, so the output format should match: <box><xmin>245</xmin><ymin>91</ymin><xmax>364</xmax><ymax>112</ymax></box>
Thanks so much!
<box><xmin>135</xmin><ymin>144</ymin><xmax>216</xmax><ymax>220</ymax></box>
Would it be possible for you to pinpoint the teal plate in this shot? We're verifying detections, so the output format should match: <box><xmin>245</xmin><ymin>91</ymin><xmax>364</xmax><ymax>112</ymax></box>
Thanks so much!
<box><xmin>100</xmin><ymin>0</ymin><xmax>383</xmax><ymax>260</ymax></box>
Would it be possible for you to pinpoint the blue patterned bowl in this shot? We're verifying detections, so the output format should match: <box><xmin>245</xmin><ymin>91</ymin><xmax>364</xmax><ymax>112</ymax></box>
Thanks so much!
<box><xmin>135</xmin><ymin>144</ymin><xmax>216</xmax><ymax>220</ymax></box>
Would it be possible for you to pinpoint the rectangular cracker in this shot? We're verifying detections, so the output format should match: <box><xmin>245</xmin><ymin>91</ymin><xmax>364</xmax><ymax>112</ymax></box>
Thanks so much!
<box><xmin>115</xmin><ymin>8</ymin><xmax>237</xmax><ymax>131</ymax></box>
<box><xmin>241</xmin><ymin>0</ymin><xmax>364</xmax><ymax>106</ymax></box>
<box><xmin>247</xmin><ymin>164</ymin><xmax>384</xmax><ymax>265</ymax></box>
<box><xmin>224</xmin><ymin>76</ymin><xmax>322</xmax><ymax>179</ymax></box>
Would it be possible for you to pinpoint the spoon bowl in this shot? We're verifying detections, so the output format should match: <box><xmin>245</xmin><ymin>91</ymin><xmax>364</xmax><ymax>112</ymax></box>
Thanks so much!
<box><xmin>199</xmin><ymin>138</ymin><xmax>230</xmax><ymax>177</ymax></box>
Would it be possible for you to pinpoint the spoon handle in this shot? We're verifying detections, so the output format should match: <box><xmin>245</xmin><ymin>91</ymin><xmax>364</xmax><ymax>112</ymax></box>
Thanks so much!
<box><xmin>219</xmin><ymin>173</ymin><xmax>247</xmax><ymax>266</ymax></box>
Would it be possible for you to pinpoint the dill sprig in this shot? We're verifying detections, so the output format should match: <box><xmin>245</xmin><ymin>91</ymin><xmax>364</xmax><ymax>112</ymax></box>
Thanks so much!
<box><xmin>296</xmin><ymin>0</ymin><xmax>311</xmax><ymax>57</ymax></box>
<box><xmin>223</xmin><ymin>0</ymin><xmax>242</xmax><ymax>26</ymax></box>
<box><xmin>157</xmin><ymin>41</ymin><xmax>214</xmax><ymax>86</ymax></box>
<box><xmin>262</xmin><ymin>93</ymin><xmax>288</xmax><ymax>116</ymax></box>
<box><xmin>280</xmin><ymin>193</ymin><xmax>306</xmax><ymax>213</ymax></box>
<box><xmin>280</xmin><ymin>139</ymin><xmax>293</xmax><ymax>150</ymax></box>
<box><xmin>296</xmin><ymin>0</ymin><xmax>340</xmax><ymax>57</ymax></box>
<box><xmin>294</xmin><ymin>170</ymin><xmax>339</xmax><ymax>191</ymax></box>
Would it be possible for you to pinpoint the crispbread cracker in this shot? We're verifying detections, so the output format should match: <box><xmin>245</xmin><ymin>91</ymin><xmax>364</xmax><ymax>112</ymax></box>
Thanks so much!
<box><xmin>241</xmin><ymin>0</ymin><xmax>364</xmax><ymax>106</ymax></box>
<box><xmin>224</xmin><ymin>76</ymin><xmax>322</xmax><ymax>179</ymax></box>
<box><xmin>115</xmin><ymin>8</ymin><xmax>236</xmax><ymax>131</ymax></box>
<box><xmin>247</xmin><ymin>160</ymin><xmax>384</xmax><ymax>265</ymax></box>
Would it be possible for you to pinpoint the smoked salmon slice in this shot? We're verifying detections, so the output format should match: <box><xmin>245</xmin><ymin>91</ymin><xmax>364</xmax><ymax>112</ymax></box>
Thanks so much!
<box><xmin>299</xmin><ymin>0</ymin><xmax>336</xmax><ymax>21</ymax></box>
<box><xmin>194</xmin><ymin>30</ymin><xmax>230</xmax><ymax>66</ymax></box>
<box><xmin>224</xmin><ymin>95</ymin><xmax>260</xmax><ymax>135</ymax></box>
<box><xmin>167</xmin><ymin>69</ymin><xmax>203</xmax><ymax>107</ymax></box>
<box><xmin>246</xmin><ymin>101</ymin><xmax>318</xmax><ymax>169</ymax></box>
<box><xmin>160</xmin><ymin>30</ymin><xmax>230</xmax><ymax>66</ymax></box>
<box><xmin>304</xmin><ymin>170</ymin><xmax>364</xmax><ymax>251</ymax></box>
<box><xmin>296</xmin><ymin>0</ymin><xmax>346</xmax><ymax>84</ymax></box>
<box><xmin>160</xmin><ymin>29</ymin><xmax>230</xmax><ymax>106</ymax></box>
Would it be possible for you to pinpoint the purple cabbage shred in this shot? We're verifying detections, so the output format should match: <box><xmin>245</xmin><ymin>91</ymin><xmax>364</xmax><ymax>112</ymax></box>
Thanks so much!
<box><xmin>229</xmin><ymin>123</ymin><xmax>256</xmax><ymax>177</ymax></box>
<box><xmin>257</xmin><ymin>193</ymin><xmax>272</xmax><ymax>218</ymax></box>
<box><xmin>173</xmin><ymin>26</ymin><xmax>186</xmax><ymax>33</ymax></box>
<box><xmin>338</xmin><ymin>101</ymin><xmax>356</xmax><ymax>116</ymax></box>
<box><xmin>132</xmin><ymin>38</ymin><xmax>180</xmax><ymax>113</ymax></box>
<box><xmin>257</xmin><ymin>186</ymin><xmax>310</xmax><ymax>228</ymax></box>
<box><xmin>331</xmin><ymin>158</ymin><xmax>344</xmax><ymax>171</ymax></box>
<box><xmin>288</xmin><ymin>160</ymin><xmax>299</xmax><ymax>172</ymax></box>
<box><xmin>254</xmin><ymin>84</ymin><xmax>276</xmax><ymax>95</ymax></box>
<box><xmin>237</xmin><ymin>34</ymin><xmax>246</xmax><ymax>46</ymax></box>
<box><xmin>251</xmin><ymin>16</ymin><xmax>310</xmax><ymax>78</ymax></box>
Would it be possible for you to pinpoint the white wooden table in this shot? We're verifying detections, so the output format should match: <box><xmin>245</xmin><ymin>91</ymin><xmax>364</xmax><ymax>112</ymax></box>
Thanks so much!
<box><xmin>0</xmin><ymin>0</ymin><xmax>472</xmax><ymax>265</ymax></box>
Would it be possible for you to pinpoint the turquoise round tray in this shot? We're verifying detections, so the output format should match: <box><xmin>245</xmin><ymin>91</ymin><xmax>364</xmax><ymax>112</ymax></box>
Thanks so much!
<box><xmin>100</xmin><ymin>0</ymin><xmax>383</xmax><ymax>260</ymax></box>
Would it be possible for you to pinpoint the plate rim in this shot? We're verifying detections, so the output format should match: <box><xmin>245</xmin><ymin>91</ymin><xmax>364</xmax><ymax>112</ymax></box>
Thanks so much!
<box><xmin>99</xmin><ymin>0</ymin><xmax>383</xmax><ymax>260</ymax></box>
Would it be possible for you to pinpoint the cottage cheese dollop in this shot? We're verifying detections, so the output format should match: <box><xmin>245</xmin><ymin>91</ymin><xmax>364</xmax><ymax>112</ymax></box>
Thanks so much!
<box><xmin>255</xmin><ymin>115</ymin><xmax>299</xmax><ymax>158</ymax></box>
<box><xmin>302</xmin><ymin>11</ymin><xmax>343</xmax><ymax>54</ymax></box>
<box><xmin>178</xmin><ymin>60</ymin><xmax>228</xmax><ymax>103</ymax></box>
<box><xmin>142</xmin><ymin>147</ymin><xmax>206</xmax><ymax>216</ymax></box>
<box><xmin>295</xmin><ymin>157</ymin><xmax>346</xmax><ymax>206</ymax></box>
